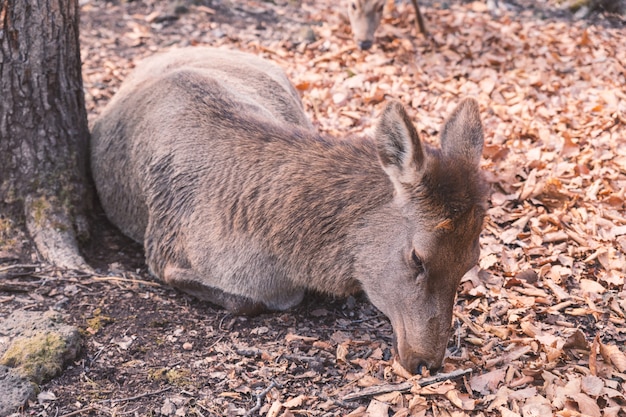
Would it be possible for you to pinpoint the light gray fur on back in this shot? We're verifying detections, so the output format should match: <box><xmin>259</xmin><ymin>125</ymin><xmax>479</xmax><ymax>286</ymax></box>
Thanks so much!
<box><xmin>91</xmin><ymin>47</ymin><xmax>311</xmax><ymax>243</ymax></box>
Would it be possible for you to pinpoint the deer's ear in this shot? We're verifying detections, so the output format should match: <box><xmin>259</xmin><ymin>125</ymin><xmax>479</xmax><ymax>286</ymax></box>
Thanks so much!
<box><xmin>440</xmin><ymin>98</ymin><xmax>484</xmax><ymax>167</ymax></box>
<box><xmin>375</xmin><ymin>101</ymin><xmax>424</xmax><ymax>191</ymax></box>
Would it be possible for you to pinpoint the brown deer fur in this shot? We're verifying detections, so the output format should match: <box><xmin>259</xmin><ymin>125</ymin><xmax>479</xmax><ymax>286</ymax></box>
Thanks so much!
<box><xmin>90</xmin><ymin>47</ymin><xmax>488</xmax><ymax>374</ymax></box>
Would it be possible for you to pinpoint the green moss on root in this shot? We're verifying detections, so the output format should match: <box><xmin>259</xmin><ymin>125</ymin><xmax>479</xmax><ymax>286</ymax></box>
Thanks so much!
<box><xmin>0</xmin><ymin>332</ymin><xmax>67</xmax><ymax>384</ymax></box>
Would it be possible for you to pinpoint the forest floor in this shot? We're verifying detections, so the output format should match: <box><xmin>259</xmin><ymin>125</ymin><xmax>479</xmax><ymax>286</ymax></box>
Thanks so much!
<box><xmin>1</xmin><ymin>0</ymin><xmax>625</xmax><ymax>416</ymax></box>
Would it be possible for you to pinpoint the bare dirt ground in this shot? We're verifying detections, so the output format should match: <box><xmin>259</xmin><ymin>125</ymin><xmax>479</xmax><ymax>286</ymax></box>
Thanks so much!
<box><xmin>1</xmin><ymin>0</ymin><xmax>625</xmax><ymax>416</ymax></box>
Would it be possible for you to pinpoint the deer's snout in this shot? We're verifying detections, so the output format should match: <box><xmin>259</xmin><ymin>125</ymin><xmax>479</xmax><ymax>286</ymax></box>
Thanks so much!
<box><xmin>398</xmin><ymin>350</ymin><xmax>443</xmax><ymax>375</ymax></box>
<box><xmin>392</xmin><ymin>328</ymin><xmax>446</xmax><ymax>375</ymax></box>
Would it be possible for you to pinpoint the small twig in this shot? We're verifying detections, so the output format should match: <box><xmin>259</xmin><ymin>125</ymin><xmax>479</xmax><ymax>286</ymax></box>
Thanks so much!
<box><xmin>236</xmin><ymin>349</ymin><xmax>328</xmax><ymax>366</ymax></box>
<box><xmin>30</xmin><ymin>274</ymin><xmax>80</xmax><ymax>283</ymax></box>
<box><xmin>119</xmin><ymin>405</ymin><xmax>142</xmax><ymax>415</ymax></box>
<box><xmin>194</xmin><ymin>401</ymin><xmax>214</xmax><ymax>416</ymax></box>
<box><xmin>317</xmin><ymin>391</ymin><xmax>354</xmax><ymax>409</ymax></box>
<box><xmin>0</xmin><ymin>263</ymin><xmax>39</xmax><ymax>273</ymax></box>
<box><xmin>207</xmin><ymin>335</ymin><xmax>224</xmax><ymax>351</ymax></box>
<box><xmin>90</xmin><ymin>275</ymin><xmax>163</xmax><ymax>287</ymax></box>
<box><xmin>96</xmin><ymin>387</ymin><xmax>172</xmax><ymax>404</ymax></box>
<box><xmin>0</xmin><ymin>283</ymin><xmax>39</xmax><ymax>293</ymax></box>
<box><xmin>484</xmin><ymin>345</ymin><xmax>531</xmax><ymax>368</ymax></box>
<box><xmin>342</xmin><ymin>368</ymin><xmax>473</xmax><ymax>401</ymax></box>
<box><xmin>415</xmin><ymin>368</ymin><xmax>473</xmax><ymax>386</ymax></box>
<box><xmin>282</xmin><ymin>353</ymin><xmax>323</xmax><ymax>364</ymax></box>
<box><xmin>310</xmin><ymin>45</ymin><xmax>357</xmax><ymax>65</ymax></box>
<box><xmin>91</xmin><ymin>345</ymin><xmax>107</xmax><ymax>363</ymax></box>
<box><xmin>58</xmin><ymin>406</ymin><xmax>95</xmax><ymax>417</ymax></box>
<box><xmin>218</xmin><ymin>313</ymin><xmax>232</xmax><ymax>331</ymax></box>
<box><xmin>60</xmin><ymin>387</ymin><xmax>172</xmax><ymax>417</ymax></box>
<box><xmin>350</xmin><ymin>313</ymin><xmax>385</xmax><ymax>324</ymax></box>
<box><xmin>245</xmin><ymin>380</ymin><xmax>281</xmax><ymax>416</ymax></box>
<box><xmin>193</xmin><ymin>408</ymin><xmax>207</xmax><ymax>417</ymax></box>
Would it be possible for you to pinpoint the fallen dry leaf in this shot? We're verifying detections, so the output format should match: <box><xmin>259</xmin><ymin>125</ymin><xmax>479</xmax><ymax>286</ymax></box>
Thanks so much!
<box><xmin>266</xmin><ymin>400</ymin><xmax>282</xmax><ymax>417</ymax></box>
<box><xmin>570</xmin><ymin>393</ymin><xmax>601</xmax><ymax>417</ymax></box>
<box><xmin>600</xmin><ymin>342</ymin><xmax>626</xmax><ymax>372</ymax></box>
<box><xmin>445</xmin><ymin>389</ymin><xmax>475</xmax><ymax>411</ymax></box>
<box><xmin>590</xmin><ymin>335</ymin><xmax>600</xmax><ymax>375</ymax></box>
<box><xmin>391</xmin><ymin>358</ymin><xmax>413</xmax><ymax>380</ymax></box>
<box><xmin>469</xmin><ymin>368</ymin><xmax>506</xmax><ymax>395</ymax></box>
<box><xmin>581</xmin><ymin>375</ymin><xmax>604</xmax><ymax>397</ymax></box>
<box><xmin>282</xmin><ymin>395</ymin><xmax>307</xmax><ymax>409</ymax></box>
<box><xmin>365</xmin><ymin>399</ymin><xmax>389</xmax><ymax>417</ymax></box>
<box><xmin>520</xmin><ymin>395</ymin><xmax>552</xmax><ymax>417</ymax></box>
<box><xmin>580</xmin><ymin>279</ymin><xmax>607</xmax><ymax>295</ymax></box>
<box><xmin>336</xmin><ymin>342</ymin><xmax>349</xmax><ymax>363</ymax></box>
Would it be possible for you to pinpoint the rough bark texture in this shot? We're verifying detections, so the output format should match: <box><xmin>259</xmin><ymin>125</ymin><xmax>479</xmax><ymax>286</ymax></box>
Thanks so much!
<box><xmin>0</xmin><ymin>0</ymin><xmax>91</xmax><ymax>269</ymax></box>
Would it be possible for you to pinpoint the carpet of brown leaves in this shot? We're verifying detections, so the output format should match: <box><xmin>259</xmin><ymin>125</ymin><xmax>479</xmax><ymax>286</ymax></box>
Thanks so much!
<box><xmin>2</xmin><ymin>0</ymin><xmax>625</xmax><ymax>416</ymax></box>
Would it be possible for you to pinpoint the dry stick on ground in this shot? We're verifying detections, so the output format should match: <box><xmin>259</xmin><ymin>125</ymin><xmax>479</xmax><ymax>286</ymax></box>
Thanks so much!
<box><xmin>59</xmin><ymin>387</ymin><xmax>175</xmax><ymax>416</ymax></box>
<box><xmin>90</xmin><ymin>275</ymin><xmax>164</xmax><ymax>287</ymax></box>
<box><xmin>236</xmin><ymin>347</ymin><xmax>329</xmax><ymax>365</ymax></box>
<box><xmin>342</xmin><ymin>368</ymin><xmax>473</xmax><ymax>401</ymax></box>
<box><xmin>245</xmin><ymin>380</ymin><xmax>282</xmax><ymax>416</ymax></box>
<box><xmin>106</xmin><ymin>386</ymin><xmax>173</xmax><ymax>404</ymax></box>
<box><xmin>316</xmin><ymin>391</ymin><xmax>356</xmax><ymax>410</ymax></box>
<box><xmin>0</xmin><ymin>282</ymin><xmax>39</xmax><ymax>292</ymax></box>
<box><xmin>0</xmin><ymin>263</ymin><xmax>39</xmax><ymax>273</ymax></box>
<box><xmin>58</xmin><ymin>406</ymin><xmax>97</xmax><ymax>417</ymax></box>
<box><xmin>310</xmin><ymin>45</ymin><xmax>357</xmax><ymax>65</ymax></box>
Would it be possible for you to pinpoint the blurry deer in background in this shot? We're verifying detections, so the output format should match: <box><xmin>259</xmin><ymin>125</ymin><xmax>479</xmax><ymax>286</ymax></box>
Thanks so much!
<box><xmin>346</xmin><ymin>0</ymin><xmax>427</xmax><ymax>50</ymax></box>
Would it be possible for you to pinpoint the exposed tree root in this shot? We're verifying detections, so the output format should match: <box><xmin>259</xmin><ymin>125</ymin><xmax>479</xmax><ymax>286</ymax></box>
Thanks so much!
<box><xmin>24</xmin><ymin>196</ymin><xmax>92</xmax><ymax>272</ymax></box>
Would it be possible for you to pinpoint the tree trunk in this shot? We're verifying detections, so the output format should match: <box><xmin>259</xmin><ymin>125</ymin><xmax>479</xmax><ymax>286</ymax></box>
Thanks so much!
<box><xmin>0</xmin><ymin>0</ymin><xmax>91</xmax><ymax>269</ymax></box>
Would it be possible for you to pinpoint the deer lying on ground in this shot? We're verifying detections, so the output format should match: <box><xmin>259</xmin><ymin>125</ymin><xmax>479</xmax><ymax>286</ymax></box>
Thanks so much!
<box><xmin>346</xmin><ymin>0</ymin><xmax>427</xmax><ymax>50</ymax></box>
<box><xmin>90</xmin><ymin>47</ymin><xmax>487</xmax><ymax>374</ymax></box>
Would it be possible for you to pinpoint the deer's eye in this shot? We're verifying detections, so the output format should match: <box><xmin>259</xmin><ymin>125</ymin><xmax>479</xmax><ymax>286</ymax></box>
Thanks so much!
<box><xmin>411</xmin><ymin>249</ymin><xmax>425</xmax><ymax>275</ymax></box>
<box><xmin>351</xmin><ymin>2</ymin><xmax>357</xmax><ymax>10</ymax></box>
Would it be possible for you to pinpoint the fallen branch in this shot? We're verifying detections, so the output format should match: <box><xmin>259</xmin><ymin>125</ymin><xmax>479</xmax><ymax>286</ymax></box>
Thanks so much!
<box><xmin>59</xmin><ymin>403</ymin><xmax>112</xmax><ymax>417</ymax></box>
<box><xmin>68</xmin><ymin>386</ymin><xmax>173</xmax><ymax>410</ymax></box>
<box><xmin>0</xmin><ymin>263</ymin><xmax>39</xmax><ymax>273</ymax></box>
<box><xmin>316</xmin><ymin>391</ymin><xmax>355</xmax><ymax>410</ymax></box>
<box><xmin>107</xmin><ymin>387</ymin><xmax>173</xmax><ymax>404</ymax></box>
<box><xmin>485</xmin><ymin>345</ymin><xmax>531</xmax><ymax>368</ymax></box>
<box><xmin>59</xmin><ymin>388</ymin><xmax>172</xmax><ymax>417</ymax></box>
<box><xmin>0</xmin><ymin>282</ymin><xmax>39</xmax><ymax>292</ymax></box>
<box><xmin>342</xmin><ymin>368</ymin><xmax>473</xmax><ymax>402</ymax></box>
<box><xmin>282</xmin><ymin>353</ymin><xmax>325</xmax><ymax>364</ymax></box>
<box><xmin>245</xmin><ymin>380</ymin><xmax>281</xmax><ymax>416</ymax></box>
<box><xmin>236</xmin><ymin>348</ymin><xmax>329</xmax><ymax>366</ymax></box>
<box><xmin>58</xmin><ymin>406</ymin><xmax>95</xmax><ymax>417</ymax></box>
<box><xmin>90</xmin><ymin>275</ymin><xmax>163</xmax><ymax>287</ymax></box>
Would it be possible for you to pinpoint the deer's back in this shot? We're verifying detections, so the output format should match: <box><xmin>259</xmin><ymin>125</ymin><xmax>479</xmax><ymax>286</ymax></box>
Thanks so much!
<box><xmin>90</xmin><ymin>47</ymin><xmax>312</xmax><ymax>242</ymax></box>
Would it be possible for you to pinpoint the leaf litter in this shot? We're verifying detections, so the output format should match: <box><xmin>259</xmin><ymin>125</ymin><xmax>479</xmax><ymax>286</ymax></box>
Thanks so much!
<box><xmin>1</xmin><ymin>0</ymin><xmax>625</xmax><ymax>415</ymax></box>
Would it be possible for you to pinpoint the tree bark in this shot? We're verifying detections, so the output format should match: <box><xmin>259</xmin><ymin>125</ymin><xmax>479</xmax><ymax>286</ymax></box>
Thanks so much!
<box><xmin>0</xmin><ymin>0</ymin><xmax>91</xmax><ymax>269</ymax></box>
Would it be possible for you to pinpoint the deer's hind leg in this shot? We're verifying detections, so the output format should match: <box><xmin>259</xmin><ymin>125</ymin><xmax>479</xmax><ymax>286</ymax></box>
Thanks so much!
<box><xmin>163</xmin><ymin>265</ymin><xmax>267</xmax><ymax>315</ymax></box>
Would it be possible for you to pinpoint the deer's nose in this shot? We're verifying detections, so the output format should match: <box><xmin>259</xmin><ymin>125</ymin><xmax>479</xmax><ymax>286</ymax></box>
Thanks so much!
<box><xmin>401</xmin><ymin>354</ymin><xmax>442</xmax><ymax>376</ymax></box>
<box><xmin>414</xmin><ymin>361</ymin><xmax>441</xmax><ymax>375</ymax></box>
<box><xmin>358</xmin><ymin>40</ymin><xmax>373</xmax><ymax>50</ymax></box>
